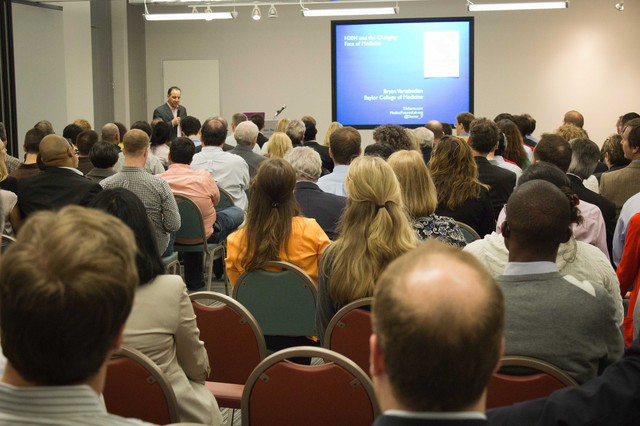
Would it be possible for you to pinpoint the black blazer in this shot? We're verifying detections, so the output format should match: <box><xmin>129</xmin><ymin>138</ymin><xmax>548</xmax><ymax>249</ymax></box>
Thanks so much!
<box><xmin>152</xmin><ymin>103</ymin><xmax>187</xmax><ymax>141</ymax></box>
<box><xmin>487</xmin><ymin>338</ymin><xmax>640</xmax><ymax>426</ymax></box>
<box><xmin>257</xmin><ymin>132</ymin><xmax>269</xmax><ymax>148</ymax></box>
<box><xmin>374</xmin><ymin>415</ymin><xmax>487</xmax><ymax>426</ymax></box>
<box><xmin>294</xmin><ymin>181</ymin><xmax>346</xmax><ymax>240</ymax></box>
<box><xmin>17</xmin><ymin>167</ymin><xmax>103</xmax><ymax>218</ymax></box>
<box><xmin>475</xmin><ymin>156</ymin><xmax>516</xmax><ymax>221</ymax></box>
<box><xmin>567</xmin><ymin>173</ymin><xmax>616</xmax><ymax>258</ymax></box>
<box><xmin>303</xmin><ymin>141</ymin><xmax>334</xmax><ymax>174</ymax></box>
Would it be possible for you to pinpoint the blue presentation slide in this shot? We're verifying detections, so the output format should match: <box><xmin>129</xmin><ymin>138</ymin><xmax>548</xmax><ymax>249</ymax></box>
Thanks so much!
<box><xmin>333</xmin><ymin>19</ymin><xmax>473</xmax><ymax>127</ymax></box>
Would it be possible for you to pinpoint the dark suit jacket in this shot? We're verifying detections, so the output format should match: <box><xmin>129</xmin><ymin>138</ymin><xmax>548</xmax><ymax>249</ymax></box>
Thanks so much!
<box><xmin>152</xmin><ymin>103</ymin><xmax>187</xmax><ymax>141</ymax></box>
<box><xmin>294</xmin><ymin>181</ymin><xmax>346</xmax><ymax>240</ymax></box>
<box><xmin>17</xmin><ymin>167</ymin><xmax>103</xmax><ymax>218</ymax></box>
<box><xmin>475</xmin><ymin>156</ymin><xmax>516</xmax><ymax>221</ymax></box>
<box><xmin>487</xmin><ymin>338</ymin><xmax>640</xmax><ymax>426</ymax></box>
<box><xmin>374</xmin><ymin>415</ymin><xmax>487</xmax><ymax>426</ymax></box>
<box><xmin>303</xmin><ymin>141</ymin><xmax>334</xmax><ymax>174</ymax></box>
<box><xmin>568</xmin><ymin>173</ymin><xmax>616</xmax><ymax>258</ymax></box>
<box><xmin>257</xmin><ymin>132</ymin><xmax>269</xmax><ymax>148</ymax></box>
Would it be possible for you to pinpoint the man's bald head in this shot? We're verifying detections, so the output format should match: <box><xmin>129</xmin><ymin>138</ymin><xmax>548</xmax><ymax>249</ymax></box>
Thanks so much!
<box><xmin>122</xmin><ymin>129</ymin><xmax>149</xmax><ymax>156</ymax></box>
<box><xmin>101</xmin><ymin>123</ymin><xmax>120</xmax><ymax>144</ymax></box>
<box><xmin>425</xmin><ymin>120</ymin><xmax>444</xmax><ymax>141</ymax></box>
<box><xmin>372</xmin><ymin>241</ymin><xmax>504</xmax><ymax>412</ymax></box>
<box><xmin>563</xmin><ymin>110</ymin><xmax>584</xmax><ymax>128</ymax></box>
<box><xmin>504</xmin><ymin>180</ymin><xmax>572</xmax><ymax>252</ymax></box>
<box><xmin>39</xmin><ymin>134</ymin><xmax>77</xmax><ymax>168</ymax></box>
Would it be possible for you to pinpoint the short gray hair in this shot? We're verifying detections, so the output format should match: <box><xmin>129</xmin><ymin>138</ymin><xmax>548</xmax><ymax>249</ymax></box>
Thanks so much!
<box><xmin>414</xmin><ymin>127</ymin><xmax>434</xmax><ymax>148</ymax></box>
<box><xmin>568</xmin><ymin>138</ymin><xmax>600</xmax><ymax>180</ymax></box>
<box><xmin>284</xmin><ymin>147</ymin><xmax>322</xmax><ymax>181</ymax></box>
<box><xmin>234</xmin><ymin>121</ymin><xmax>259</xmax><ymax>146</ymax></box>
<box><xmin>286</xmin><ymin>120</ymin><xmax>306</xmax><ymax>144</ymax></box>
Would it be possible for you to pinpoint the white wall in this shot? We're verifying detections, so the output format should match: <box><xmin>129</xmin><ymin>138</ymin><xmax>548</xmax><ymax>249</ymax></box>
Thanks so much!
<box><xmin>142</xmin><ymin>0</ymin><xmax>639</xmax><ymax>146</ymax></box>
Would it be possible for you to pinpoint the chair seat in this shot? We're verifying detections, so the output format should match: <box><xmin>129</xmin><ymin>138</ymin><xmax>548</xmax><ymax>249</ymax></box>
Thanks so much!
<box><xmin>206</xmin><ymin>381</ymin><xmax>243</xmax><ymax>409</ymax></box>
<box><xmin>161</xmin><ymin>251</ymin><xmax>178</xmax><ymax>263</ymax></box>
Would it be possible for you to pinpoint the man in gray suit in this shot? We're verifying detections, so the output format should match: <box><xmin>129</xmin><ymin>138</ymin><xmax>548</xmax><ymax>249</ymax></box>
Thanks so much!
<box><xmin>153</xmin><ymin>86</ymin><xmax>187</xmax><ymax>140</ymax></box>
<box><xmin>600</xmin><ymin>118</ymin><xmax>640</xmax><ymax>215</ymax></box>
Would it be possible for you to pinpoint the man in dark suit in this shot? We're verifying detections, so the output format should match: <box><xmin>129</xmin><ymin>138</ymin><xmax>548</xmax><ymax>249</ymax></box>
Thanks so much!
<box><xmin>567</xmin><ymin>138</ymin><xmax>616</xmax><ymax>258</ymax></box>
<box><xmin>469</xmin><ymin>118</ymin><xmax>516</xmax><ymax>220</ymax></box>
<box><xmin>152</xmin><ymin>86</ymin><xmax>187</xmax><ymax>140</ymax></box>
<box><xmin>250</xmin><ymin>114</ymin><xmax>269</xmax><ymax>148</ymax></box>
<box><xmin>301</xmin><ymin>115</ymin><xmax>333</xmax><ymax>174</ymax></box>
<box><xmin>16</xmin><ymin>134</ymin><xmax>102</xmax><ymax>218</ymax></box>
<box><xmin>284</xmin><ymin>147</ymin><xmax>345</xmax><ymax>240</ymax></box>
<box><xmin>371</xmin><ymin>241</ymin><xmax>504</xmax><ymax>425</ymax></box>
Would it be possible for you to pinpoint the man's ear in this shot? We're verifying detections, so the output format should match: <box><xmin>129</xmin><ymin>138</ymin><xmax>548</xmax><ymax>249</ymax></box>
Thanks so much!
<box><xmin>328</xmin><ymin>148</ymin><xmax>334</xmax><ymax>160</ymax></box>
<box><xmin>369</xmin><ymin>334</ymin><xmax>385</xmax><ymax>378</ymax></box>
<box><xmin>500</xmin><ymin>220</ymin><xmax>510</xmax><ymax>237</ymax></box>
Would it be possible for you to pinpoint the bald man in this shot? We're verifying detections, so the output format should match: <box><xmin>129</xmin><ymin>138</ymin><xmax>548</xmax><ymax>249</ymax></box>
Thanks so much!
<box><xmin>16</xmin><ymin>134</ymin><xmax>102</xmax><ymax>218</ymax></box>
<box><xmin>100</xmin><ymin>123</ymin><xmax>121</xmax><ymax>148</ymax></box>
<box><xmin>563</xmin><ymin>110</ymin><xmax>584</xmax><ymax>129</ymax></box>
<box><xmin>425</xmin><ymin>120</ymin><xmax>444</xmax><ymax>145</ymax></box>
<box><xmin>371</xmin><ymin>240</ymin><xmax>504</xmax><ymax>425</ymax></box>
<box><xmin>498</xmin><ymin>180</ymin><xmax>622</xmax><ymax>384</ymax></box>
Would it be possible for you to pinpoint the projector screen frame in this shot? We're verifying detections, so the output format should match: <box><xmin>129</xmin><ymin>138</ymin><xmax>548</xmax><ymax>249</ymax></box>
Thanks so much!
<box><xmin>331</xmin><ymin>16</ymin><xmax>475</xmax><ymax>129</ymax></box>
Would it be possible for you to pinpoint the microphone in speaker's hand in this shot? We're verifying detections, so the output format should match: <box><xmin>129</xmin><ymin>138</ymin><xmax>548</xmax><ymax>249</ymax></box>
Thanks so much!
<box><xmin>274</xmin><ymin>104</ymin><xmax>287</xmax><ymax>119</ymax></box>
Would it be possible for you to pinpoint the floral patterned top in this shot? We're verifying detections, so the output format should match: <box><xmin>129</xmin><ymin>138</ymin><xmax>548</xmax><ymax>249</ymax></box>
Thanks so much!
<box><xmin>412</xmin><ymin>214</ymin><xmax>466</xmax><ymax>248</ymax></box>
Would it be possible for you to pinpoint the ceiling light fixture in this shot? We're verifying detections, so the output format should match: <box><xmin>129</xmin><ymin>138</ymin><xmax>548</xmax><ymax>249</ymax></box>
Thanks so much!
<box><xmin>252</xmin><ymin>4</ymin><xmax>262</xmax><ymax>20</ymax></box>
<box><xmin>142</xmin><ymin>0</ymin><xmax>234</xmax><ymax>21</ymax></box>
<box><xmin>615</xmin><ymin>0</ymin><xmax>624</xmax><ymax>10</ymax></box>
<box><xmin>466</xmin><ymin>1</ymin><xmax>568</xmax><ymax>11</ymax></box>
<box><xmin>302</xmin><ymin>6</ymin><xmax>398</xmax><ymax>17</ymax></box>
<box><xmin>268</xmin><ymin>4</ymin><xmax>278</xmax><ymax>18</ymax></box>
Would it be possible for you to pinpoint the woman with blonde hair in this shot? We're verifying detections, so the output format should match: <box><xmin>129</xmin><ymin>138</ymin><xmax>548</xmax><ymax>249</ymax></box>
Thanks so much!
<box><xmin>322</xmin><ymin>121</ymin><xmax>343</xmax><ymax>146</ymax></box>
<box><xmin>226</xmin><ymin>158</ymin><xmax>330</xmax><ymax>286</ymax></box>
<box><xmin>274</xmin><ymin>117</ymin><xmax>291</xmax><ymax>133</ymax></box>
<box><xmin>388</xmin><ymin>150</ymin><xmax>465</xmax><ymax>247</ymax></box>
<box><xmin>430</xmin><ymin>135</ymin><xmax>495</xmax><ymax>237</ymax></box>
<box><xmin>316</xmin><ymin>155</ymin><xmax>418</xmax><ymax>339</ymax></box>
<box><xmin>265</xmin><ymin>132</ymin><xmax>293</xmax><ymax>159</ymax></box>
<box><xmin>498</xmin><ymin>119</ymin><xmax>531</xmax><ymax>169</ymax></box>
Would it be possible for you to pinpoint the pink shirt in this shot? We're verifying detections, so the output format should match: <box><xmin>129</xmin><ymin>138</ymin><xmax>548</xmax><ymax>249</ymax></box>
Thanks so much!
<box><xmin>160</xmin><ymin>164</ymin><xmax>220</xmax><ymax>239</ymax></box>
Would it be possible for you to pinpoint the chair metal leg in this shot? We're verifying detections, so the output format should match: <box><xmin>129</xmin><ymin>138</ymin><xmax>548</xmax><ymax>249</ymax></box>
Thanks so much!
<box><xmin>205</xmin><ymin>250</ymin><xmax>214</xmax><ymax>292</ymax></box>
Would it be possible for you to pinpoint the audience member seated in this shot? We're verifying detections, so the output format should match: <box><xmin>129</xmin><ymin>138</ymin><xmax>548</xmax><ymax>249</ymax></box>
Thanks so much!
<box><xmin>596</xmin><ymin>134</ymin><xmax>630</xmax><ymax>183</ymax></box>
<box><xmin>600</xmin><ymin>118</ymin><xmax>640</xmax><ymax>216</ymax></box>
<box><xmin>413</xmin><ymin>126</ymin><xmax>434</xmax><ymax>164</ymax></box>
<box><xmin>617</xmin><ymin>112</ymin><xmax>640</xmax><ymax>135</ymax></box>
<box><xmin>556</xmin><ymin>122</ymin><xmax>588</xmax><ymax>142</ymax></box>
<box><xmin>388</xmin><ymin>150</ymin><xmax>465</xmax><ymax>247</ymax></box>
<box><xmin>0</xmin><ymin>123</ymin><xmax>20</xmax><ymax>174</ymax></box>
<box><xmin>11</xmin><ymin>128</ymin><xmax>46</xmax><ymax>180</ymax></box>
<box><xmin>489</xmin><ymin>131</ymin><xmax>522</xmax><ymax>181</ymax></box>
<box><xmin>62</xmin><ymin>123</ymin><xmax>83</xmax><ymax>148</ymax></box>
<box><xmin>497</xmin><ymin>119</ymin><xmax>531</xmax><ymax>169</ymax></box>
<box><xmin>284</xmin><ymin>147</ymin><xmax>346</xmax><ymax>240</ymax></box>
<box><xmin>430</xmin><ymin>135</ymin><xmax>495</xmax><ymax>237</ymax></box>
<box><xmin>181</xmin><ymin>115</ymin><xmax>202</xmax><ymax>150</ymax></box>
<box><xmin>149</xmin><ymin>121</ymin><xmax>171</xmax><ymax>168</ymax></box>
<box><xmin>302</xmin><ymin>115</ymin><xmax>333</xmax><ymax>173</ymax></box>
<box><xmin>0</xmin><ymin>206</ymin><xmax>151</xmax><ymax>425</ymax></box>
<box><xmin>567</xmin><ymin>138</ymin><xmax>616</xmax><ymax>258</ymax></box>
<box><xmin>373</xmin><ymin>124</ymin><xmax>413</xmax><ymax>153</ymax></box>
<box><xmin>0</xmin><ymin>188</ymin><xmax>20</xmax><ymax>237</ymax></box>
<box><xmin>250</xmin><ymin>114</ymin><xmax>268</xmax><ymax>148</ymax></box>
<box><xmin>101</xmin><ymin>129</ymin><xmax>180</xmax><ymax>255</ymax></box>
<box><xmin>455</xmin><ymin>111</ymin><xmax>475</xmax><ymax>140</ymax></box>
<box><xmin>616</xmin><ymin>212</ymin><xmax>640</xmax><ymax>346</ymax></box>
<box><xmin>316</xmin><ymin>156</ymin><xmax>417</xmax><ymax>340</ymax></box>
<box><xmin>264</xmin><ymin>132</ymin><xmax>292</xmax><ymax>159</ymax></box>
<box><xmin>322</xmin><ymin>121</ymin><xmax>342</xmax><ymax>147</ymax></box>
<box><xmin>191</xmin><ymin>118</ymin><xmax>250</xmax><ymax>210</ymax></box>
<box><xmin>74</xmin><ymin>118</ymin><xmax>92</xmax><ymax>131</ymax></box>
<box><xmin>229</xmin><ymin>121</ymin><xmax>266</xmax><ymax>178</ymax></box>
<box><xmin>563</xmin><ymin>110</ymin><xmax>585</xmax><ymax>129</ymax></box>
<box><xmin>513</xmin><ymin>113</ymin><xmax>538</xmax><ymax>148</ymax></box>
<box><xmin>0</xmin><ymin>147</ymin><xmax>17</xmax><ymax>194</ymax></box>
<box><xmin>466</xmin><ymin>162</ymin><xmax>624</xmax><ymax>326</ymax></box>
<box><xmin>224</xmin><ymin>112</ymin><xmax>248</xmax><ymax>148</ymax></box>
<box><xmin>497</xmin><ymin>179</ymin><xmax>623</xmax><ymax>384</ymax></box>
<box><xmin>90</xmin><ymin>188</ymin><xmax>222</xmax><ymax>425</ymax></box>
<box><xmin>285</xmin><ymin>119</ymin><xmax>305</xmax><ymax>148</ymax></box>
<box><xmin>529</xmin><ymin>134</ymin><xmax>607</xmax><ymax>255</ymax></box>
<box><xmin>101</xmin><ymin>122</ymin><xmax>121</xmax><ymax>150</ymax></box>
<box><xmin>425</xmin><ymin>119</ymin><xmax>444</xmax><ymax>145</ymax></box>
<box><xmin>75</xmin><ymin>130</ymin><xmax>99</xmax><ymax>175</ymax></box>
<box><xmin>371</xmin><ymin>240</ymin><xmax>504</xmax><ymax>425</ymax></box>
<box><xmin>317</xmin><ymin>126</ymin><xmax>362</xmax><ymax>196</ymax></box>
<box><xmin>17</xmin><ymin>135</ymin><xmax>102</xmax><ymax>218</ymax></box>
<box><xmin>86</xmin><ymin>141</ymin><xmax>119</xmax><ymax>183</ymax></box>
<box><xmin>160</xmin><ymin>137</ymin><xmax>244</xmax><ymax>291</ymax></box>
<box><xmin>363</xmin><ymin>143</ymin><xmax>394</xmax><ymax>160</ymax></box>
<box><xmin>469</xmin><ymin>118</ymin><xmax>517</xmax><ymax>220</ymax></box>
<box><xmin>113</xmin><ymin>121</ymin><xmax>165</xmax><ymax>175</ymax></box>
<box><xmin>226</xmin><ymin>158</ymin><xmax>330</xmax><ymax>287</ymax></box>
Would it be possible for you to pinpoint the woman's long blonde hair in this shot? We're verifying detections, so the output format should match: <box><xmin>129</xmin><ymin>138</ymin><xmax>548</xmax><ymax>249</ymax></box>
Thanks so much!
<box><xmin>324</xmin><ymin>156</ymin><xmax>417</xmax><ymax>304</ymax></box>
<box><xmin>240</xmin><ymin>158</ymin><xmax>300</xmax><ymax>271</ymax></box>
<box><xmin>322</xmin><ymin>122</ymin><xmax>343</xmax><ymax>147</ymax></box>
<box><xmin>429</xmin><ymin>135</ymin><xmax>487</xmax><ymax>210</ymax></box>
<box><xmin>388</xmin><ymin>150</ymin><xmax>437</xmax><ymax>218</ymax></box>
<box><xmin>266</xmin><ymin>132</ymin><xmax>292</xmax><ymax>159</ymax></box>
<box><xmin>274</xmin><ymin>117</ymin><xmax>291</xmax><ymax>133</ymax></box>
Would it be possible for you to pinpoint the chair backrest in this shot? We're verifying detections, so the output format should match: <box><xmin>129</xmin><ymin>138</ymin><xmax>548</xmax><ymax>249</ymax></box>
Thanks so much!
<box><xmin>175</xmin><ymin>195</ymin><xmax>207</xmax><ymax>244</ymax></box>
<box><xmin>242</xmin><ymin>346</ymin><xmax>380</xmax><ymax>426</ymax></box>
<box><xmin>486</xmin><ymin>355</ymin><xmax>578</xmax><ymax>409</ymax></box>
<box><xmin>1</xmin><ymin>234</ymin><xmax>16</xmax><ymax>253</ymax></box>
<box><xmin>233</xmin><ymin>261</ymin><xmax>317</xmax><ymax>336</ymax></box>
<box><xmin>456</xmin><ymin>221</ymin><xmax>481</xmax><ymax>243</ymax></box>
<box><xmin>323</xmin><ymin>297</ymin><xmax>373</xmax><ymax>374</ymax></box>
<box><xmin>217</xmin><ymin>187</ymin><xmax>235</xmax><ymax>211</ymax></box>
<box><xmin>190</xmin><ymin>291</ymin><xmax>267</xmax><ymax>384</ymax></box>
<box><xmin>103</xmin><ymin>347</ymin><xmax>180</xmax><ymax>424</ymax></box>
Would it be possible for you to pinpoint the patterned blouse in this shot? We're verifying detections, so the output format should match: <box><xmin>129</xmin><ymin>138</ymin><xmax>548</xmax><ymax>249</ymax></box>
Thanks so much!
<box><xmin>412</xmin><ymin>214</ymin><xmax>466</xmax><ymax>248</ymax></box>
